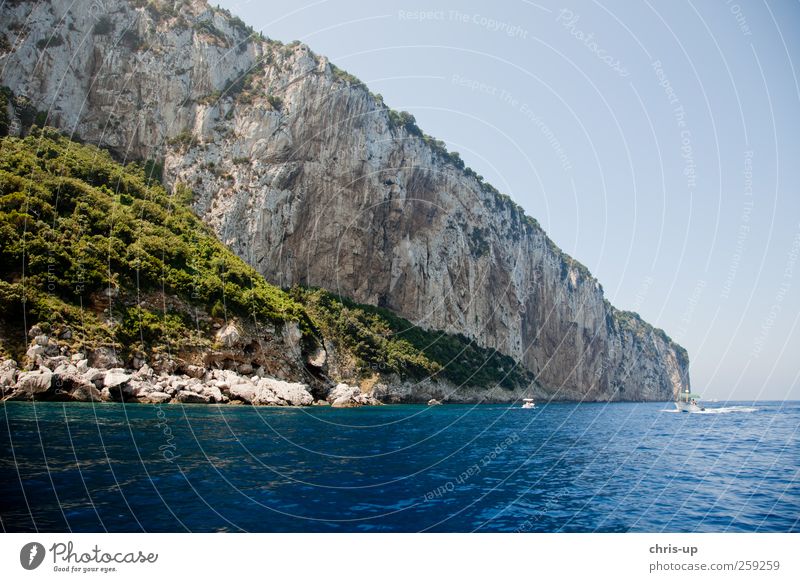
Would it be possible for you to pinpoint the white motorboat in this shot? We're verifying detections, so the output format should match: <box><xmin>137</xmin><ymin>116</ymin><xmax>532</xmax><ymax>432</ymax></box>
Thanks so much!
<box><xmin>675</xmin><ymin>389</ymin><xmax>704</xmax><ymax>412</ymax></box>
<box><xmin>521</xmin><ymin>398</ymin><xmax>535</xmax><ymax>409</ymax></box>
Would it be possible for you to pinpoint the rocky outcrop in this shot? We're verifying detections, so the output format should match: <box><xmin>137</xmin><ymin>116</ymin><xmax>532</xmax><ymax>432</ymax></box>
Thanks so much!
<box><xmin>14</xmin><ymin>369</ymin><xmax>53</xmax><ymax>395</ymax></box>
<box><xmin>327</xmin><ymin>383</ymin><xmax>381</xmax><ymax>408</ymax></box>
<box><xmin>0</xmin><ymin>0</ymin><xmax>690</xmax><ymax>401</ymax></box>
<box><xmin>0</xmin><ymin>322</ymin><xmax>545</xmax><ymax>405</ymax></box>
<box><xmin>1</xmin><ymin>346</ymin><xmax>319</xmax><ymax>406</ymax></box>
<box><xmin>0</xmin><ymin>359</ymin><xmax>19</xmax><ymax>389</ymax></box>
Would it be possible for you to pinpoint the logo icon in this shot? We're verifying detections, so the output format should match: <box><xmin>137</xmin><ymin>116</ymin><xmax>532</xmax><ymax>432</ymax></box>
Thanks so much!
<box><xmin>20</xmin><ymin>542</ymin><xmax>46</xmax><ymax>570</ymax></box>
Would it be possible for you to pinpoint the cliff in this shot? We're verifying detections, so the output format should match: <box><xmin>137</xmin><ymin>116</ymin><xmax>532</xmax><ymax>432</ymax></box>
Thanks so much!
<box><xmin>0</xmin><ymin>0</ymin><xmax>690</xmax><ymax>401</ymax></box>
<box><xmin>0</xmin><ymin>131</ymin><xmax>534</xmax><ymax>405</ymax></box>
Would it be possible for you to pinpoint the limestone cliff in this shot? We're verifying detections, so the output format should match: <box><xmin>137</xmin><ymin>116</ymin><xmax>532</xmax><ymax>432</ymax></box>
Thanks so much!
<box><xmin>0</xmin><ymin>0</ymin><xmax>690</xmax><ymax>401</ymax></box>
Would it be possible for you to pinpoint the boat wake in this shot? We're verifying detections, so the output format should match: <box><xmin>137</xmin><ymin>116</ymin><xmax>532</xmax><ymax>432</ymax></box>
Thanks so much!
<box><xmin>661</xmin><ymin>406</ymin><xmax>758</xmax><ymax>414</ymax></box>
<box><xmin>694</xmin><ymin>406</ymin><xmax>758</xmax><ymax>414</ymax></box>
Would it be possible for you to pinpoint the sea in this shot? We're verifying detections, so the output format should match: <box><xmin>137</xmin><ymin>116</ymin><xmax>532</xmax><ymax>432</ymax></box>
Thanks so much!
<box><xmin>1</xmin><ymin>400</ymin><xmax>797</xmax><ymax>532</ymax></box>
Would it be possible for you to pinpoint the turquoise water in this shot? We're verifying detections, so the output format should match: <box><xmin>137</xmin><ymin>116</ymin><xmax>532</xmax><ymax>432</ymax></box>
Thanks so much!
<box><xmin>1</xmin><ymin>401</ymin><xmax>797</xmax><ymax>532</ymax></box>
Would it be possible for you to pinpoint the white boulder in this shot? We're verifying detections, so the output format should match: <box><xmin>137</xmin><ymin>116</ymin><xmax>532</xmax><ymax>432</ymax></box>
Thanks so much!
<box><xmin>104</xmin><ymin>368</ymin><xmax>132</xmax><ymax>389</ymax></box>
<box><xmin>229</xmin><ymin>381</ymin><xmax>258</xmax><ymax>403</ymax></box>
<box><xmin>328</xmin><ymin>383</ymin><xmax>361</xmax><ymax>408</ymax></box>
<box><xmin>261</xmin><ymin>377</ymin><xmax>313</xmax><ymax>406</ymax></box>
<box><xmin>216</xmin><ymin>323</ymin><xmax>241</xmax><ymax>347</ymax></box>
<box><xmin>15</xmin><ymin>370</ymin><xmax>53</xmax><ymax>394</ymax></box>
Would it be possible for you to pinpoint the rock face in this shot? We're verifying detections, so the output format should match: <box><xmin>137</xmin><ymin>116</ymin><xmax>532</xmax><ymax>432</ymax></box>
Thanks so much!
<box><xmin>0</xmin><ymin>0</ymin><xmax>690</xmax><ymax>401</ymax></box>
<box><xmin>15</xmin><ymin>370</ymin><xmax>53</xmax><ymax>395</ymax></box>
<box><xmin>103</xmin><ymin>369</ymin><xmax>132</xmax><ymax>389</ymax></box>
<box><xmin>327</xmin><ymin>383</ymin><xmax>381</xmax><ymax>408</ymax></box>
<box><xmin>0</xmin><ymin>359</ymin><xmax>18</xmax><ymax>390</ymax></box>
<box><xmin>1</xmin><ymin>342</ymin><xmax>316</xmax><ymax>406</ymax></box>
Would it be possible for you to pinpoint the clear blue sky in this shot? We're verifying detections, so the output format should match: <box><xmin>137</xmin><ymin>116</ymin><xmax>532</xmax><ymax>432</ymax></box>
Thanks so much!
<box><xmin>216</xmin><ymin>0</ymin><xmax>800</xmax><ymax>401</ymax></box>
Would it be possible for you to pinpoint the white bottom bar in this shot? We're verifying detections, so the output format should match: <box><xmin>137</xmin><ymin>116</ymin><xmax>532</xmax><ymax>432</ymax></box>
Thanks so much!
<box><xmin>1</xmin><ymin>533</ymin><xmax>796</xmax><ymax>581</ymax></box>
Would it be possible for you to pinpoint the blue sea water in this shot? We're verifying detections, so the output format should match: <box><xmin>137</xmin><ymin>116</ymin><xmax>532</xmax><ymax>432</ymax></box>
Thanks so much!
<box><xmin>0</xmin><ymin>401</ymin><xmax>797</xmax><ymax>532</ymax></box>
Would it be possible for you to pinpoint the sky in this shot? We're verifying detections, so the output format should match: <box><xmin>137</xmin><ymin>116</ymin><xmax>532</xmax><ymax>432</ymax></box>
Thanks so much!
<box><xmin>216</xmin><ymin>0</ymin><xmax>800</xmax><ymax>401</ymax></box>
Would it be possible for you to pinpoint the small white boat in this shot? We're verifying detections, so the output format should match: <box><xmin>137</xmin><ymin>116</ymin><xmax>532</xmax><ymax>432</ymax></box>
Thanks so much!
<box><xmin>675</xmin><ymin>389</ymin><xmax>705</xmax><ymax>412</ymax></box>
<box><xmin>521</xmin><ymin>398</ymin><xmax>535</xmax><ymax>409</ymax></box>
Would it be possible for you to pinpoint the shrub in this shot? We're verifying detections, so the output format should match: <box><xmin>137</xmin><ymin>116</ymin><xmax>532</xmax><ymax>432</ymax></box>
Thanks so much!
<box><xmin>120</xmin><ymin>29</ymin><xmax>143</xmax><ymax>51</ymax></box>
<box><xmin>36</xmin><ymin>35</ymin><xmax>64</xmax><ymax>50</ymax></box>
<box><xmin>387</xmin><ymin>110</ymin><xmax>422</xmax><ymax>136</ymax></box>
<box><xmin>167</xmin><ymin>131</ymin><xmax>194</xmax><ymax>147</ymax></box>
<box><xmin>143</xmin><ymin>159</ymin><xmax>163</xmax><ymax>183</ymax></box>
<box><xmin>193</xmin><ymin>20</ymin><xmax>227</xmax><ymax>45</ymax></box>
<box><xmin>229</xmin><ymin>15</ymin><xmax>254</xmax><ymax>36</ymax></box>
<box><xmin>199</xmin><ymin>68</ymin><xmax>260</xmax><ymax>105</ymax></box>
<box><xmin>9</xmin><ymin>94</ymin><xmax>41</xmax><ymax>132</ymax></box>
<box><xmin>0</xmin><ymin>86</ymin><xmax>11</xmax><ymax>136</ymax></box>
<box><xmin>210</xmin><ymin>299</ymin><xmax>225</xmax><ymax>319</ymax></box>
<box><xmin>93</xmin><ymin>16</ymin><xmax>113</xmax><ymax>35</ymax></box>
<box><xmin>330</xmin><ymin>64</ymin><xmax>365</xmax><ymax>89</ymax></box>
<box><xmin>116</xmin><ymin>306</ymin><xmax>189</xmax><ymax>347</ymax></box>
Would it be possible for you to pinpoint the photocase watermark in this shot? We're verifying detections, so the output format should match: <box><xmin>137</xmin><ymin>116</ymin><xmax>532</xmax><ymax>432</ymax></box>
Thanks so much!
<box><xmin>556</xmin><ymin>9</ymin><xmax>630</xmax><ymax>77</ymax></box>
<box><xmin>46</xmin><ymin>255</ymin><xmax>58</xmax><ymax>294</ymax></box>
<box><xmin>451</xmin><ymin>74</ymin><xmax>573</xmax><ymax>171</ymax></box>
<box><xmin>424</xmin><ymin>463</ymin><xmax>482</xmax><ymax>500</ymax></box>
<box><xmin>86</xmin><ymin>0</ymin><xmax>109</xmax><ymax>21</ymax></box>
<box><xmin>358</xmin><ymin>360</ymin><xmax>404</xmax><ymax>374</ymax></box>
<box><xmin>20</xmin><ymin>542</ymin><xmax>46</xmax><ymax>570</ymax></box>
<box><xmin>451</xmin><ymin>74</ymin><xmax>502</xmax><ymax>98</ymax></box>
<box><xmin>652</xmin><ymin>59</ymin><xmax>696</xmax><ymax>192</ymax></box>
<box><xmin>726</xmin><ymin>0</ymin><xmax>752</xmax><ymax>37</ymax></box>
<box><xmin>154</xmin><ymin>403</ymin><xmax>181</xmax><ymax>463</ymax></box>
<box><xmin>592</xmin><ymin>274</ymin><xmax>654</xmax><ymax>382</ymax></box>
<box><xmin>674</xmin><ymin>279</ymin><xmax>707</xmax><ymax>342</ymax></box>
<box><xmin>423</xmin><ymin>432</ymin><xmax>520</xmax><ymax>501</ymax></box>
<box><xmin>593</xmin><ymin>334</ymin><xmax>627</xmax><ymax>381</ymax></box>
<box><xmin>186</xmin><ymin>253</ymin><xmax>207</xmax><ymax>330</ymax></box>
<box><xmin>188</xmin><ymin>254</ymin><xmax>202</xmax><ymax>301</ymax></box>
<box><xmin>397</xmin><ymin>9</ymin><xmax>529</xmax><ymax>39</ymax></box>
<box><xmin>752</xmin><ymin>224</ymin><xmax>800</xmax><ymax>359</ymax></box>
<box><xmin>633</xmin><ymin>275</ymin><xmax>655</xmax><ymax>312</ymax></box>
<box><xmin>450</xmin><ymin>10</ymin><xmax>529</xmax><ymax>39</ymax></box>
<box><xmin>19</xmin><ymin>541</ymin><xmax>158</xmax><ymax>573</ymax></box>
<box><xmin>516</xmin><ymin>486</ymin><xmax>570</xmax><ymax>532</ymax></box>
<box><xmin>721</xmin><ymin>150</ymin><xmax>754</xmax><ymax>300</ymax></box>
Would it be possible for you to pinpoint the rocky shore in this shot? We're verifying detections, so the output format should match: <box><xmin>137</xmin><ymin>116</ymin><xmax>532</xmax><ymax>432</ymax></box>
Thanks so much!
<box><xmin>0</xmin><ymin>357</ymin><xmax>386</xmax><ymax>408</ymax></box>
<box><xmin>0</xmin><ymin>329</ymin><xmax>381</xmax><ymax>408</ymax></box>
<box><xmin>0</xmin><ymin>324</ymin><xmax>551</xmax><ymax>406</ymax></box>
<box><xmin>0</xmin><ymin>349</ymin><xmax>547</xmax><ymax>406</ymax></box>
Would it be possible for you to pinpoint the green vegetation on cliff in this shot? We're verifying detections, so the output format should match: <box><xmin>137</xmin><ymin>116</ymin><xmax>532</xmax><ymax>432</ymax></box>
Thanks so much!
<box><xmin>0</xmin><ymin>129</ymin><xmax>531</xmax><ymax>389</ymax></box>
<box><xmin>608</xmin><ymin>303</ymin><xmax>689</xmax><ymax>367</ymax></box>
<box><xmin>0</xmin><ymin>128</ymin><xmax>307</xmax><ymax>351</ymax></box>
<box><xmin>295</xmin><ymin>288</ymin><xmax>532</xmax><ymax>389</ymax></box>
